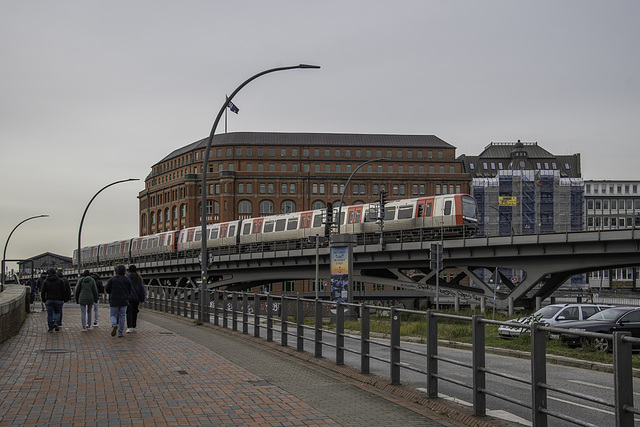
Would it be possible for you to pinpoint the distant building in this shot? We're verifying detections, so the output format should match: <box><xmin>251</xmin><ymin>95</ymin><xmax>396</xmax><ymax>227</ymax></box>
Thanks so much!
<box><xmin>459</xmin><ymin>140</ymin><xmax>585</xmax><ymax>287</ymax></box>
<box><xmin>138</xmin><ymin>132</ymin><xmax>471</xmax><ymax>236</ymax></box>
<box><xmin>17</xmin><ymin>252</ymin><xmax>72</xmax><ymax>277</ymax></box>
<box><xmin>458</xmin><ymin>141</ymin><xmax>583</xmax><ymax>237</ymax></box>
<box><xmin>584</xmin><ymin>180</ymin><xmax>640</xmax><ymax>290</ymax></box>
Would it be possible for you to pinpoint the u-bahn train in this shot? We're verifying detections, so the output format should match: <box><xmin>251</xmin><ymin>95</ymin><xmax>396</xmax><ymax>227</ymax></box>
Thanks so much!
<box><xmin>73</xmin><ymin>194</ymin><xmax>478</xmax><ymax>268</ymax></box>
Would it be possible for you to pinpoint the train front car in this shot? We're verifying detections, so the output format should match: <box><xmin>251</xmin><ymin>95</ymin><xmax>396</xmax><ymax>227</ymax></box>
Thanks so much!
<box><xmin>458</xmin><ymin>194</ymin><xmax>479</xmax><ymax>236</ymax></box>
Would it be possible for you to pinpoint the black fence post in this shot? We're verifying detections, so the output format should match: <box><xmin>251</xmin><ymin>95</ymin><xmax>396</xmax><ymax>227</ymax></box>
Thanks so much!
<box><xmin>426</xmin><ymin>310</ymin><xmax>438</xmax><ymax>398</ymax></box>
<box><xmin>472</xmin><ymin>315</ymin><xmax>486</xmax><ymax>416</ymax></box>
<box><xmin>336</xmin><ymin>302</ymin><xmax>344</xmax><ymax>365</ymax></box>
<box><xmin>531</xmin><ymin>322</ymin><xmax>548</xmax><ymax>427</ymax></box>
<box><xmin>254</xmin><ymin>293</ymin><xmax>260</xmax><ymax>338</ymax></box>
<box><xmin>242</xmin><ymin>292</ymin><xmax>249</xmax><ymax>334</ymax></box>
<box><xmin>222</xmin><ymin>291</ymin><xmax>228</xmax><ymax>328</ymax></box>
<box><xmin>280</xmin><ymin>294</ymin><xmax>288</xmax><ymax>347</ymax></box>
<box><xmin>213</xmin><ymin>290</ymin><xmax>219</xmax><ymax>325</ymax></box>
<box><xmin>360</xmin><ymin>303</ymin><xmax>370</xmax><ymax>374</ymax></box>
<box><xmin>232</xmin><ymin>292</ymin><xmax>238</xmax><ymax>331</ymax></box>
<box><xmin>390</xmin><ymin>307</ymin><xmax>401</xmax><ymax>385</ymax></box>
<box><xmin>266</xmin><ymin>294</ymin><xmax>273</xmax><ymax>342</ymax></box>
<box><xmin>613</xmin><ymin>331</ymin><xmax>633</xmax><ymax>426</ymax></box>
<box><xmin>297</xmin><ymin>295</ymin><xmax>304</xmax><ymax>351</ymax></box>
<box><xmin>314</xmin><ymin>299</ymin><xmax>322</xmax><ymax>358</ymax></box>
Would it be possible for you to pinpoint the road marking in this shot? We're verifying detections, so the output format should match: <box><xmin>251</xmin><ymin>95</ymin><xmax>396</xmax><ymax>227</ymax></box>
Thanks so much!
<box><xmin>568</xmin><ymin>379</ymin><xmax>640</xmax><ymax>397</ymax></box>
<box><xmin>418</xmin><ymin>390</ymin><xmax>532</xmax><ymax>426</ymax></box>
<box><xmin>548</xmin><ymin>395</ymin><xmax>614</xmax><ymax>416</ymax></box>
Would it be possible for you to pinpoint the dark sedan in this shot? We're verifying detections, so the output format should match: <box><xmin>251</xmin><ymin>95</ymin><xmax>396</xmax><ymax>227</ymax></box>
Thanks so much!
<box><xmin>552</xmin><ymin>306</ymin><xmax>640</xmax><ymax>352</ymax></box>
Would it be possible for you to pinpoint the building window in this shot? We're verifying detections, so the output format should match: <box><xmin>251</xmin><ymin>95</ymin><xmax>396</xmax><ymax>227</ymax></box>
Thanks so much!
<box><xmin>246</xmin><ymin>183</ymin><xmax>252</xmax><ymax>194</ymax></box>
<box><xmin>260</xmin><ymin>183</ymin><xmax>266</xmax><ymax>194</ymax></box>
<box><xmin>281</xmin><ymin>148</ymin><xmax>286</xmax><ymax>157</ymax></box>
<box><xmin>239</xmin><ymin>200</ymin><xmax>252</xmax><ymax>215</ymax></box>
<box><xmin>312</xmin><ymin>200</ymin><xmax>325</xmax><ymax>209</ymax></box>
<box><xmin>268</xmin><ymin>183</ymin><xmax>274</xmax><ymax>194</ymax></box>
<box><xmin>259</xmin><ymin>200</ymin><xmax>274</xmax><ymax>214</ymax></box>
<box><xmin>238</xmin><ymin>183</ymin><xmax>244</xmax><ymax>194</ymax></box>
<box><xmin>289</xmin><ymin>183</ymin><xmax>295</xmax><ymax>193</ymax></box>
<box><xmin>281</xmin><ymin>200</ymin><xmax>295</xmax><ymax>213</ymax></box>
<box><xmin>282</xmin><ymin>183</ymin><xmax>288</xmax><ymax>194</ymax></box>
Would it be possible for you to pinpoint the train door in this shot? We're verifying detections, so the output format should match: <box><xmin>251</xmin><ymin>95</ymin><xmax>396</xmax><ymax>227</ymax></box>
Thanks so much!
<box><xmin>416</xmin><ymin>198</ymin><xmax>434</xmax><ymax>218</ymax></box>
<box><xmin>347</xmin><ymin>206</ymin><xmax>363</xmax><ymax>224</ymax></box>
<box><xmin>252</xmin><ymin>218</ymin><xmax>263</xmax><ymax>234</ymax></box>
<box><xmin>220</xmin><ymin>223</ymin><xmax>229</xmax><ymax>238</ymax></box>
<box><xmin>300</xmin><ymin>212</ymin><xmax>313</xmax><ymax>229</ymax></box>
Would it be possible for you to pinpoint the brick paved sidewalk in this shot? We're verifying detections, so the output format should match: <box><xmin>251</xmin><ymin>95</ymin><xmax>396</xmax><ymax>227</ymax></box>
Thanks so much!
<box><xmin>0</xmin><ymin>305</ymin><xmax>512</xmax><ymax>426</ymax></box>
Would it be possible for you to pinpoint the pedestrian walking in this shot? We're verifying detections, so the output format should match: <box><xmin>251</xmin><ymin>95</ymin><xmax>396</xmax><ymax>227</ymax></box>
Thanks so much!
<box><xmin>56</xmin><ymin>268</ymin><xmax>71</xmax><ymax>327</ymax></box>
<box><xmin>36</xmin><ymin>272</ymin><xmax>47</xmax><ymax>311</ymax></box>
<box><xmin>126</xmin><ymin>265</ymin><xmax>145</xmax><ymax>333</ymax></box>
<box><xmin>91</xmin><ymin>273</ymin><xmax>104</xmax><ymax>327</ymax></box>
<box><xmin>105</xmin><ymin>265</ymin><xmax>131</xmax><ymax>338</ymax></box>
<box><xmin>41</xmin><ymin>268</ymin><xmax>65</xmax><ymax>332</ymax></box>
<box><xmin>75</xmin><ymin>270</ymin><xmax>98</xmax><ymax>331</ymax></box>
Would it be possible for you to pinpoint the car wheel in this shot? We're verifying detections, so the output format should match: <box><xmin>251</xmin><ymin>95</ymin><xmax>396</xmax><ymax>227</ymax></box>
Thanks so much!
<box><xmin>593</xmin><ymin>337</ymin><xmax>612</xmax><ymax>352</ymax></box>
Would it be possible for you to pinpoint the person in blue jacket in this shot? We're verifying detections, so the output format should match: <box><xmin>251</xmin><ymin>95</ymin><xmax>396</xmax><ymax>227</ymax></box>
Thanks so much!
<box><xmin>105</xmin><ymin>265</ymin><xmax>131</xmax><ymax>337</ymax></box>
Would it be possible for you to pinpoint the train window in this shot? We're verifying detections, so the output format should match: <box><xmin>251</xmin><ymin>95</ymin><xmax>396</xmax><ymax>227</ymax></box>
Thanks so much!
<box><xmin>275</xmin><ymin>219</ymin><xmax>286</xmax><ymax>231</ymax></box>
<box><xmin>228</xmin><ymin>225</ymin><xmax>235</xmax><ymax>235</ymax></box>
<box><xmin>398</xmin><ymin>206</ymin><xmax>413</xmax><ymax>219</ymax></box>
<box><xmin>313</xmin><ymin>214</ymin><xmax>323</xmax><ymax>227</ymax></box>
<box><xmin>211</xmin><ymin>228</ymin><xmax>219</xmax><ymax>239</ymax></box>
<box><xmin>417</xmin><ymin>203</ymin><xmax>423</xmax><ymax>217</ymax></box>
<box><xmin>125</xmin><ymin>242</ymin><xmax>130</xmax><ymax>252</ymax></box>
<box><xmin>384</xmin><ymin>206</ymin><xmax>396</xmax><ymax>220</ymax></box>
<box><xmin>444</xmin><ymin>200</ymin><xmax>452</xmax><ymax>215</ymax></box>
<box><xmin>348</xmin><ymin>211</ymin><xmax>354</xmax><ymax>224</ymax></box>
<box><xmin>425</xmin><ymin>203</ymin><xmax>433</xmax><ymax>217</ymax></box>
<box><xmin>287</xmin><ymin>218</ymin><xmax>298</xmax><ymax>230</ymax></box>
<box><xmin>264</xmin><ymin>221</ymin><xmax>275</xmax><ymax>233</ymax></box>
<box><xmin>242</xmin><ymin>223</ymin><xmax>251</xmax><ymax>235</ymax></box>
<box><xmin>355</xmin><ymin>210</ymin><xmax>362</xmax><ymax>223</ymax></box>
<box><xmin>142</xmin><ymin>240</ymin><xmax>148</xmax><ymax>249</ymax></box>
<box><xmin>194</xmin><ymin>230</ymin><xmax>202</xmax><ymax>242</ymax></box>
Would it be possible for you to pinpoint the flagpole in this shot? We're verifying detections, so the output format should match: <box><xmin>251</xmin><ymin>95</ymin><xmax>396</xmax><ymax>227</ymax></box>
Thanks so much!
<box><xmin>224</xmin><ymin>95</ymin><xmax>228</xmax><ymax>133</ymax></box>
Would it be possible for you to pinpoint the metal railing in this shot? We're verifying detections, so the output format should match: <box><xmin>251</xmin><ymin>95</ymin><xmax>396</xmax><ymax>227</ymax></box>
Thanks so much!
<box><xmin>143</xmin><ymin>286</ymin><xmax>640</xmax><ymax>426</ymax></box>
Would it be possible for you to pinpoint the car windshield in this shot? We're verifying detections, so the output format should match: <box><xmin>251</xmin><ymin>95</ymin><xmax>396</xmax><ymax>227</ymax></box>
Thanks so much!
<box><xmin>587</xmin><ymin>308</ymin><xmax>628</xmax><ymax>321</ymax></box>
<box><xmin>535</xmin><ymin>306</ymin><xmax>563</xmax><ymax>319</ymax></box>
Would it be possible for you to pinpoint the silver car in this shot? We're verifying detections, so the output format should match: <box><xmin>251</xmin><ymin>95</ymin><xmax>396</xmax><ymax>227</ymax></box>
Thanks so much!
<box><xmin>498</xmin><ymin>303</ymin><xmax>612</xmax><ymax>339</ymax></box>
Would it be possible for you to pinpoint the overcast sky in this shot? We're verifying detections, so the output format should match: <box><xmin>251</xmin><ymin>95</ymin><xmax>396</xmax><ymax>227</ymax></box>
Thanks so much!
<box><xmin>2</xmin><ymin>1</ymin><xmax>639</xmax><ymax>274</ymax></box>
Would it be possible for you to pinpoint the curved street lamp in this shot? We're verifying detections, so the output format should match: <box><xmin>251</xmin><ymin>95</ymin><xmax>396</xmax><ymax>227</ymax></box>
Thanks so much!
<box><xmin>77</xmin><ymin>178</ymin><xmax>140</xmax><ymax>278</ymax></box>
<box><xmin>2</xmin><ymin>214</ymin><xmax>49</xmax><ymax>291</ymax></box>
<box><xmin>336</xmin><ymin>158</ymin><xmax>389</xmax><ymax>235</ymax></box>
<box><xmin>199</xmin><ymin>64</ymin><xmax>320</xmax><ymax>322</ymax></box>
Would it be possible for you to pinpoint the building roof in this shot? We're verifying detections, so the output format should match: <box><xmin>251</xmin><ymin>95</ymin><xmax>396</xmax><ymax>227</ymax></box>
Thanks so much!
<box><xmin>16</xmin><ymin>252</ymin><xmax>72</xmax><ymax>266</ymax></box>
<box><xmin>458</xmin><ymin>141</ymin><xmax>581</xmax><ymax>178</ymax></box>
<box><xmin>158</xmin><ymin>132</ymin><xmax>454</xmax><ymax>164</ymax></box>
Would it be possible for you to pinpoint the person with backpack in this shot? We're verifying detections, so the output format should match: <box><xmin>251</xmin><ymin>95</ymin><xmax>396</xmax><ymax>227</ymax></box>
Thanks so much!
<box><xmin>126</xmin><ymin>265</ymin><xmax>145</xmax><ymax>333</ymax></box>
<box><xmin>75</xmin><ymin>270</ymin><xmax>98</xmax><ymax>331</ymax></box>
<box><xmin>105</xmin><ymin>265</ymin><xmax>131</xmax><ymax>337</ymax></box>
<box><xmin>41</xmin><ymin>268</ymin><xmax>66</xmax><ymax>332</ymax></box>
<box><xmin>91</xmin><ymin>273</ymin><xmax>104</xmax><ymax>327</ymax></box>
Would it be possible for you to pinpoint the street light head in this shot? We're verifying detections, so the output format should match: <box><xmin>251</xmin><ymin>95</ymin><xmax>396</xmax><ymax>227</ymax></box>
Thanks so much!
<box><xmin>298</xmin><ymin>64</ymin><xmax>321</xmax><ymax>69</ymax></box>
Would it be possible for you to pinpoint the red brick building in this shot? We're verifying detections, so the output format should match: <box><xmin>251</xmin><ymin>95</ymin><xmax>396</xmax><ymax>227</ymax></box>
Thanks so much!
<box><xmin>138</xmin><ymin>132</ymin><xmax>470</xmax><ymax>236</ymax></box>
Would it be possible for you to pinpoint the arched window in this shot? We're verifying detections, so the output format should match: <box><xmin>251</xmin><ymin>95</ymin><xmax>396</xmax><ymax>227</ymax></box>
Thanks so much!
<box><xmin>172</xmin><ymin>206</ymin><xmax>177</xmax><ymax>220</ymax></box>
<box><xmin>180</xmin><ymin>204</ymin><xmax>186</xmax><ymax>218</ymax></box>
<box><xmin>281</xmin><ymin>200</ymin><xmax>295</xmax><ymax>213</ymax></box>
<box><xmin>259</xmin><ymin>200</ymin><xmax>274</xmax><ymax>215</ymax></box>
<box><xmin>158</xmin><ymin>209</ymin><xmax>163</xmax><ymax>223</ymax></box>
<box><xmin>238</xmin><ymin>200</ymin><xmax>252</xmax><ymax>214</ymax></box>
<box><xmin>141</xmin><ymin>213</ymin><xmax>147</xmax><ymax>228</ymax></box>
<box><xmin>151</xmin><ymin>211</ymin><xmax>156</xmax><ymax>225</ymax></box>
<box><xmin>311</xmin><ymin>200</ymin><xmax>325</xmax><ymax>210</ymax></box>
<box><xmin>165</xmin><ymin>208</ymin><xmax>170</xmax><ymax>222</ymax></box>
<box><xmin>214</xmin><ymin>201</ymin><xmax>220</xmax><ymax>215</ymax></box>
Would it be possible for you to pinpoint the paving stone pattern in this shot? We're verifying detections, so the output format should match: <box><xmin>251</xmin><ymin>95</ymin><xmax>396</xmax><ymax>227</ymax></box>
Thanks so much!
<box><xmin>0</xmin><ymin>305</ymin><xmax>512</xmax><ymax>426</ymax></box>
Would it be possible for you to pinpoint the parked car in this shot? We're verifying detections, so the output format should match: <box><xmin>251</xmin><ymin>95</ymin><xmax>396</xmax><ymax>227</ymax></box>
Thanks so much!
<box><xmin>498</xmin><ymin>303</ymin><xmax>612</xmax><ymax>339</ymax></box>
<box><xmin>552</xmin><ymin>306</ymin><xmax>640</xmax><ymax>352</ymax></box>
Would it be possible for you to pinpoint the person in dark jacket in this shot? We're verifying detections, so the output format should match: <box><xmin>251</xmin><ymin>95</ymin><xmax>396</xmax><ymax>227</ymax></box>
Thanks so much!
<box><xmin>36</xmin><ymin>272</ymin><xmax>47</xmax><ymax>311</ymax></box>
<box><xmin>56</xmin><ymin>268</ymin><xmax>71</xmax><ymax>327</ymax></box>
<box><xmin>75</xmin><ymin>270</ymin><xmax>98</xmax><ymax>331</ymax></box>
<box><xmin>91</xmin><ymin>273</ymin><xmax>104</xmax><ymax>327</ymax></box>
<box><xmin>41</xmin><ymin>268</ymin><xmax>66</xmax><ymax>332</ymax></box>
<box><xmin>105</xmin><ymin>265</ymin><xmax>131</xmax><ymax>337</ymax></box>
<box><xmin>125</xmin><ymin>265</ymin><xmax>146</xmax><ymax>333</ymax></box>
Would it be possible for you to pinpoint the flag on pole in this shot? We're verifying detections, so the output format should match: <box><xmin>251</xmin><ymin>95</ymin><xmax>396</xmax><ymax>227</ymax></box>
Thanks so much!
<box><xmin>227</xmin><ymin>100</ymin><xmax>239</xmax><ymax>114</ymax></box>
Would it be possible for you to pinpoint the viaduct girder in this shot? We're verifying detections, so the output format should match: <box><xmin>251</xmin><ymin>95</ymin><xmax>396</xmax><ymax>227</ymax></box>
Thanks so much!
<box><xmin>130</xmin><ymin>229</ymin><xmax>640</xmax><ymax>308</ymax></box>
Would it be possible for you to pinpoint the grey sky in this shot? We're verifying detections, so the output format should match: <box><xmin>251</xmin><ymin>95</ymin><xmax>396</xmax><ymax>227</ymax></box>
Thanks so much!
<box><xmin>2</xmin><ymin>1</ymin><xmax>639</xmax><ymax>273</ymax></box>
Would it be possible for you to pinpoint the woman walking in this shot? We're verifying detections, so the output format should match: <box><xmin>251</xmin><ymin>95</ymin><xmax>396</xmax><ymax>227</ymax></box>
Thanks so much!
<box><xmin>75</xmin><ymin>270</ymin><xmax>98</xmax><ymax>331</ymax></box>
<box><xmin>126</xmin><ymin>265</ymin><xmax>145</xmax><ymax>333</ymax></box>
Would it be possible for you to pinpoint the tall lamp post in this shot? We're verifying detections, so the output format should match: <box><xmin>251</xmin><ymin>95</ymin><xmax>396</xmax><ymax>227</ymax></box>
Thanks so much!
<box><xmin>2</xmin><ymin>215</ymin><xmax>49</xmax><ymax>291</ymax></box>
<box><xmin>77</xmin><ymin>178</ymin><xmax>140</xmax><ymax>278</ymax></box>
<box><xmin>200</xmin><ymin>64</ymin><xmax>320</xmax><ymax>322</ymax></box>
<box><xmin>336</xmin><ymin>158</ymin><xmax>389</xmax><ymax>234</ymax></box>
